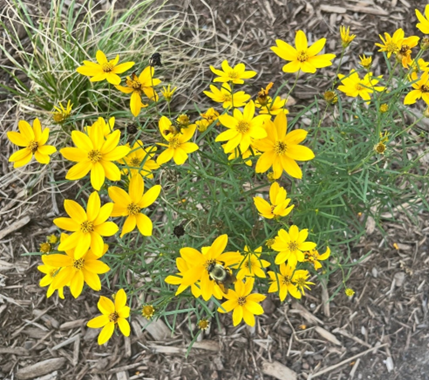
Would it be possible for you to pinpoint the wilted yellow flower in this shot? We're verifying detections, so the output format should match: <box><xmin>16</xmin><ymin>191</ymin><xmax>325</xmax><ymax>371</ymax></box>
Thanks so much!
<box><xmin>323</xmin><ymin>90</ymin><xmax>338</xmax><ymax>105</ymax></box>
<box><xmin>359</xmin><ymin>55</ymin><xmax>372</xmax><ymax>70</ymax></box>
<box><xmin>210</xmin><ymin>60</ymin><xmax>257</xmax><ymax>84</ymax></box>
<box><xmin>271</xmin><ymin>30</ymin><xmax>336</xmax><ymax>73</ymax></box>
<box><xmin>52</xmin><ymin>100</ymin><xmax>73</xmax><ymax>123</ymax></box>
<box><xmin>253</xmin><ymin>182</ymin><xmax>294</xmax><ymax>219</ymax></box>
<box><xmin>87</xmin><ymin>289</ymin><xmax>130</xmax><ymax>345</ymax></box>
<box><xmin>161</xmin><ymin>84</ymin><xmax>177</xmax><ymax>101</ymax></box>
<box><xmin>340</xmin><ymin>26</ymin><xmax>355</xmax><ymax>48</ymax></box>
<box><xmin>7</xmin><ymin>119</ymin><xmax>57</xmax><ymax>168</ymax></box>
<box><xmin>255</xmin><ymin>96</ymin><xmax>289</xmax><ymax>115</ymax></box>
<box><xmin>218</xmin><ymin>278</ymin><xmax>265</xmax><ymax>327</ymax></box>
<box><xmin>256</xmin><ymin>82</ymin><xmax>274</xmax><ymax>106</ymax></box>
<box><xmin>196</xmin><ymin>108</ymin><xmax>220</xmax><ymax>132</ymax></box>
<box><xmin>379</xmin><ymin>104</ymin><xmax>389</xmax><ymax>113</ymax></box>
<box><xmin>396</xmin><ymin>35</ymin><xmax>420</xmax><ymax>68</ymax></box>
<box><xmin>303</xmin><ymin>247</ymin><xmax>330</xmax><ymax>270</ymax></box>
<box><xmin>76</xmin><ymin>50</ymin><xmax>134</xmax><ymax>85</ymax></box>
<box><xmin>39</xmin><ymin>242</ymin><xmax>52</xmax><ymax>254</ymax></box>
<box><xmin>142</xmin><ymin>305</ymin><xmax>155</xmax><ymax>319</ymax></box>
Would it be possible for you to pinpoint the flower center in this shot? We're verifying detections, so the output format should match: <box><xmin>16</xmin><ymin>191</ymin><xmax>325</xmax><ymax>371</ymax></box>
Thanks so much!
<box><xmin>236</xmin><ymin>121</ymin><xmax>250</xmax><ymax>134</ymax></box>
<box><xmin>88</xmin><ymin>150</ymin><xmax>102</xmax><ymax>163</ymax></box>
<box><xmin>274</xmin><ymin>141</ymin><xmax>287</xmax><ymax>155</ymax></box>
<box><xmin>287</xmin><ymin>241</ymin><xmax>299</xmax><ymax>252</ymax></box>
<box><xmin>102</xmin><ymin>62</ymin><xmax>114</xmax><ymax>73</ymax></box>
<box><xmin>297</xmin><ymin>51</ymin><xmax>308</xmax><ymax>62</ymax></box>
<box><xmin>130</xmin><ymin>157</ymin><xmax>141</xmax><ymax>167</ymax></box>
<box><xmin>421</xmin><ymin>85</ymin><xmax>429</xmax><ymax>93</ymax></box>
<box><xmin>399</xmin><ymin>45</ymin><xmax>409</xmax><ymax>54</ymax></box>
<box><xmin>237</xmin><ymin>296</ymin><xmax>246</xmax><ymax>306</ymax></box>
<box><xmin>355</xmin><ymin>83</ymin><xmax>364</xmax><ymax>91</ymax></box>
<box><xmin>387</xmin><ymin>42</ymin><xmax>398</xmax><ymax>53</ymax></box>
<box><xmin>281</xmin><ymin>275</ymin><xmax>292</xmax><ymax>286</ymax></box>
<box><xmin>228</xmin><ymin>70</ymin><xmax>240</xmax><ymax>80</ymax></box>
<box><xmin>73</xmin><ymin>258</ymin><xmax>85</xmax><ymax>270</ymax></box>
<box><xmin>130</xmin><ymin>79</ymin><xmax>142</xmax><ymax>90</ymax></box>
<box><xmin>222</xmin><ymin>93</ymin><xmax>232</xmax><ymax>102</ymax></box>
<box><xmin>109</xmin><ymin>311</ymin><xmax>119</xmax><ymax>323</ymax></box>
<box><xmin>28</xmin><ymin>140</ymin><xmax>39</xmax><ymax>153</ymax></box>
<box><xmin>80</xmin><ymin>221</ymin><xmax>94</xmax><ymax>233</ymax></box>
<box><xmin>49</xmin><ymin>268</ymin><xmax>58</xmax><ymax>277</ymax></box>
<box><xmin>295</xmin><ymin>277</ymin><xmax>306</xmax><ymax>288</ymax></box>
<box><xmin>127</xmin><ymin>202</ymin><xmax>140</xmax><ymax>216</ymax></box>
<box><xmin>375</xmin><ymin>142</ymin><xmax>386</xmax><ymax>154</ymax></box>
<box><xmin>169</xmin><ymin>136</ymin><xmax>181</xmax><ymax>149</ymax></box>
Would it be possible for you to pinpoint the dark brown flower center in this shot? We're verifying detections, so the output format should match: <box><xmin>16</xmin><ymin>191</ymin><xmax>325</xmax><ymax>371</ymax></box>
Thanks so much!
<box><xmin>130</xmin><ymin>157</ymin><xmax>141</xmax><ymax>166</ymax></box>
<box><xmin>102</xmin><ymin>63</ymin><xmax>114</xmax><ymax>73</ymax></box>
<box><xmin>237</xmin><ymin>296</ymin><xmax>246</xmax><ymax>306</ymax></box>
<box><xmin>73</xmin><ymin>258</ymin><xmax>85</xmax><ymax>270</ymax></box>
<box><xmin>274</xmin><ymin>141</ymin><xmax>287</xmax><ymax>155</ymax></box>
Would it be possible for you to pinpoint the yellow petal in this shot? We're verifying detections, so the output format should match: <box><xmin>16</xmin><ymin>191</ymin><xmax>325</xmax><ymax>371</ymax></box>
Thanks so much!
<box><xmin>140</xmin><ymin>185</ymin><xmax>161</xmax><ymax>208</ymax></box>
<box><xmin>115</xmin><ymin>288</ymin><xmax>127</xmax><ymax>310</ymax></box>
<box><xmin>98</xmin><ymin>322</ymin><xmax>115</xmax><ymax>345</ymax></box>
<box><xmin>90</xmin><ymin>162</ymin><xmax>105</xmax><ymax>190</ymax></box>
<box><xmin>117</xmin><ymin>318</ymin><xmax>130</xmax><ymax>337</ymax></box>
<box><xmin>18</xmin><ymin>120</ymin><xmax>34</xmax><ymax>141</ymax></box>
<box><xmin>7</xmin><ymin>131</ymin><xmax>28</xmax><ymax>147</ymax></box>
<box><xmin>135</xmin><ymin>213</ymin><xmax>153</xmax><ymax>236</ymax></box>
<box><xmin>121</xmin><ymin>215</ymin><xmax>137</xmax><ymax>237</ymax></box>
<box><xmin>64</xmin><ymin>199</ymin><xmax>87</xmax><ymax>223</ymax></box>
<box><xmin>66</xmin><ymin>161</ymin><xmax>92</xmax><ymax>180</ymax></box>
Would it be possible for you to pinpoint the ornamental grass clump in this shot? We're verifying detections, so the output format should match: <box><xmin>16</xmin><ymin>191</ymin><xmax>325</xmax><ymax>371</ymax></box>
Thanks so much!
<box><xmin>3</xmin><ymin>0</ymin><xmax>429</xmax><ymax>347</ymax></box>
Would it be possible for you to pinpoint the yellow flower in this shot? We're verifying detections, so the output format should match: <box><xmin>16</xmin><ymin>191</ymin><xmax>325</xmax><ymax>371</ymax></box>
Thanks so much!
<box><xmin>255</xmin><ymin>96</ymin><xmax>289</xmax><ymax>115</ymax></box>
<box><xmin>396</xmin><ymin>36</ymin><xmax>420</xmax><ymax>68</ymax></box>
<box><xmin>116</xmin><ymin>67</ymin><xmax>161</xmax><ymax>117</ymax></box>
<box><xmin>271</xmin><ymin>30</ymin><xmax>336</xmax><ymax>73</ymax></box>
<box><xmin>47</xmin><ymin>234</ymin><xmax>58</xmax><ymax>244</ymax></box>
<box><xmin>60</xmin><ymin>121</ymin><xmax>130</xmax><ymax>190</ymax></box>
<box><xmin>254</xmin><ymin>112</ymin><xmax>314</xmax><ymax>179</ymax></box>
<box><xmin>85</xmin><ymin>117</ymin><xmax>116</xmax><ymax>138</ymax></box>
<box><xmin>345</xmin><ymin>288</ymin><xmax>355</xmax><ymax>297</ymax></box>
<box><xmin>54</xmin><ymin>191</ymin><xmax>118</xmax><ymax>259</ymax></box>
<box><xmin>410</xmin><ymin>58</ymin><xmax>429</xmax><ymax>73</ymax></box>
<box><xmin>170</xmin><ymin>235</ymin><xmax>242</xmax><ymax>301</ymax></box>
<box><xmin>340</xmin><ymin>26</ymin><xmax>355</xmax><ymax>48</ymax></box>
<box><xmin>7</xmin><ymin>118</ymin><xmax>57</xmax><ymax>168</ymax></box>
<box><xmin>42</xmin><ymin>234</ymin><xmax>110</xmax><ymax>298</ymax></box>
<box><xmin>198</xmin><ymin>319</ymin><xmax>210</xmax><ymax>330</ymax></box>
<box><xmin>303</xmin><ymin>247</ymin><xmax>330</xmax><ymax>270</ymax></box>
<box><xmin>256</xmin><ymin>82</ymin><xmax>274</xmax><ymax>106</ymax></box>
<box><xmin>236</xmin><ymin>246</ymin><xmax>270</xmax><ymax>280</ymax></box>
<box><xmin>253</xmin><ymin>182</ymin><xmax>294</xmax><ymax>219</ymax></box>
<box><xmin>323</xmin><ymin>90</ymin><xmax>338</xmax><ymax>105</ymax></box>
<box><xmin>404</xmin><ymin>71</ymin><xmax>429</xmax><ymax>105</ymax></box>
<box><xmin>156</xmin><ymin>117</ymin><xmax>199</xmax><ymax>165</ymax></box>
<box><xmin>272</xmin><ymin>225</ymin><xmax>317</xmax><ymax>267</ymax></box>
<box><xmin>216</xmin><ymin>100</ymin><xmax>270</xmax><ymax>154</ymax></box>
<box><xmin>38</xmin><ymin>259</ymin><xmax>65</xmax><ymax>299</ymax></box>
<box><xmin>196</xmin><ymin>108</ymin><xmax>220</xmax><ymax>132</ymax></box>
<box><xmin>108</xmin><ymin>173</ymin><xmax>161</xmax><ymax>237</ymax></box>
<box><xmin>121</xmin><ymin>141</ymin><xmax>159</xmax><ymax>179</ymax></box>
<box><xmin>87</xmin><ymin>289</ymin><xmax>130</xmax><ymax>345</ymax></box>
<box><xmin>374</xmin><ymin>142</ymin><xmax>386</xmax><ymax>154</ymax></box>
<box><xmin>210</xmin><ymin>60</ymin><xmax>256</xmax><ymax>84</ymax></box>
<box><xmin>52</xmin><ymin>100</ymin><xmax>73</xmax><ymax>123</ymax></box>
<box><xmin>375</xmin><ymin>29</ymin><xmax>404</xmax><ymax>58</ymax></box>
<box><xmin>379</xmin><ymin>104</ymin><xmax>389</xmax><ymax>113</ymax></box>
<box><xmin>203</xmin><ymin>83</ymin><xmax>251</xmax><ymax>109</ymax></box>
<box><xmin>39</xmin><ymin>242</ymin><xmax>52</xmax><ymax>254</ymax></box>
<box><xmin>292</xmin><ymin>269</ymin><xmax>314</xmax><ymax>296</ymax></box>
<box><xmin>416</xmin><ymin>5</ymin><xmax>429</xmax><ymax>34</ymax></box>
<box><xmin>268</xmin><ymin>263</ymin><xmax>301</xmax><ymax>301</ymax></box>
<box><xmin>222</xmin><ymin>142</ymin><xmax>259</xmax><ymax>167</ymax></box>
<box><xmin>165</xmin><ymin>257</ymin><xmax>204</xmax><ymax>299</ymax></box>
<box><xmin>265</xmin><ymin>238</ymin><xmax>275</xmax><ymax>249</ymax></box>
<box><xmin>161</xmin><ymin>84</ymin><xmax>177</xmax><ymax>102</ymax></box>
<box><xmin>218</xmin><ymin>278</ymin><xmax>265</xmax><ymax>327</ymax></box>
<box><xmin>142</xmin><ymin>305</ymin><xmax>155</xmax><ymax>319</ymax></box>
<box><xmin>76</xmin><ymin>50</ymin><xmax>134</xmax><ymax>85</ymax></box>
<box><xmin>337</xmin><ymin>70</ymin><xmax>385</xmax><ymax>103</ymax></box>
<box><xmin>359</xmin><ymin>55</ymin><xmax>372</xmax><ymax>70</ymax></box>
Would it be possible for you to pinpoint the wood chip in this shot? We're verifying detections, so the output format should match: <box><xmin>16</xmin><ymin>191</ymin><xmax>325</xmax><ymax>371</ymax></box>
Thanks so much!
<box><xmin>332</xmin><ymin>328</ymin><xmax>372</xmax><ymax>348</ymax></box>
<box><xmin>33</xmin><ymin>309</ymin><xmax>59</xmax><ymax>329</ymax></box>
<box><xmin>34</xmin><ymin>372</ymin><xmax>58</xmax><ymax>380</ymax></box>
<box><xmin>116</xmin><ymin>372</ymin><xmax>129</xmax><ymax>380</ymax></box>
<box><xmin>314</xmin><ymin>326</ymin><xmax>342</xmax><ymax>346</ymax></box>
<box><xmin>16</xmin><ymin>358</ymin><xmax>66</xmax><ymax>380</ymax></box>
<box><xmin>60</xmin><ymin>319</ymin><xmax>86</xmax><ymax>330</ymax></box>
<box><xmin>52</xmin><ymin>334</ymin><xmax>81</xmax><ymax>351</ymax></box>
<box><xmin>0</xmin><ymin>347</ymin><xmax>29</xmax><ymax>355</ymax></box>
<box><xmin>346</xmin><ymin>5</ymin><xmax>389</xmax><ymax>16</ymax></box>
<box><xmin>290</xmin><ymin>302</ymin><xmax>324</xmax><ymax>325</ymax></box>
<box><xmin>320</xmin><ymin>5</ymin><xmax>346</xmax><ymax>13</ymax></box>
<box><xmin>261</xmin><ymin>360</ymin><xmax>297</xmax><ymax>380</ymax></box>
<box><xmin>0</xmin><ymin>215</ymin><xmax>31</xmax><ymax>240</ymax></box>
<box><xmin>136</xmin><ymin>315</ymin><xmax>170</xmax><ymax>340</ymax></box>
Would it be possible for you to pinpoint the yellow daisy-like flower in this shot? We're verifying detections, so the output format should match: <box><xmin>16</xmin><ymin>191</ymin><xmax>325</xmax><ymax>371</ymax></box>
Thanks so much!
<box><xmin>142</xmin><ymin>305</ymin><xmax>155</xmax><ymax>319</ymax></box>
<box><xmin>255</xmin><ymin>96</ymin><xmax>289</xmax><ymax>116</ymax></box>
<box><xmin>416</xmin><ymin>5</ymin><xmax>429</xmax><ymax>34</ymax></box>
<box><xmin>267</xmin><ymin>263</ymin><xmax>301</xmax><ymax>302</ymax></box>
<box><xmin>272</xmin><ymin>225</ymin><xmax>317</xmax><ymax>267</ymax></box>
<box><xmin>337</xmin><ymin>70</ymin><xmax>385</xmax><ymax>103</ymax></box>
<box><xmin>340</xmin><ymin>26</ymin><xmax>355</xmax><ymax>48</ymax></box>
<box><xmin>404</xmin><ymin>71</ymin><xmax>429</xmax><ymax>105</ymax></box>
<box><xmin>254</xmin><ymin>112</ymin><xmax>315</xmax><ymax>179</ymax></box>
<box><xmin>209</xmin><ymin>60</ymin><xmax>256</xmax><ymax>84</ymax></box>
<box><xmin>121</xmin><ymin>140</ymin><xmax>159</xmax><ymax>179</ymax></box>
<box><xmin>253</xmin><ymin>181</ymin><xmax>294</xmax><ymax>219</ymax></box>
<box><xmin>161</xmin><ymin>84</ymin><xmax>177</xmax><ymax>102</ymax></box>
<box><xmin>236</xmin><ymin>246</ymin><xmax>270</xmax><ymax>280</ymax></box>
<box><xmin>87</xmin><ymin>289</ymin><xmax>130</xmax><ymax>345</ymax></box>
<box><xmin>108</xmin><ymin>173</ymin><xmax>161</xmax><ymax>237</ymax></box>
<box><xmin>85</xmin><ymin>117</ymin><xmax>116</xmax><ymax>138</ymax></box>
<box><xmin>303</xmin><ymin>247</ymin><xmax>330</xmax><ymax>270</ymax></box>
<box><xmin>60</xmin><ymin>122</ymin><xmax>130</xmax><ymax>190</ymax></box>
<box><xmin>216</xmin><ymin>100</ymin><xmax>270</xmax><ymax>154</ymax></box>
<box><xmin>165</xmin><ymin>257</ymin><xmax>203</xmax><ymax>299</ymax></box>
<box><xmin>375</xmin><ymin>29</ymin><xmax>404</xmax><ymax>58</ymax></box>
<box><xmin>198</xmin><ymin>319</ymin><xmax>210</xmax><ymax>330</ymax></box>
<box><xmin>292</xmin><ymin>270</ymin><xmax>315</xmax><ymax>296</ymax></box>
<box><xmin>271</xmin><ymin>30</ymin><xmax>336</xmax><ymax>73</ymax></box>
<box><xmin>7</xmin><ymin>118</ymin><xmax>57</xmax><ymax>168</ymax></box>
<box><xmin>218</xmin><ymin>278</ymin><xmax>266</xmax><ymax>327</ymax></box>
<box><xmin>410</xmin><ymin>58</ymin><xmax>429</xmax><ymax>74</ymax></box>
<box><xmin>203</xmin><ymin>83</ymin><xmax>251</xmax><ymax>109</ymax></box>
<box><xmin>54</xmin><ymin>191</ymin><xmax>118</xmax><ymax>259</ymax></box>
<box><xmin>359</xmin><ymin>55</ymin><xmax>372</xmax><ymax>70</ymax></box>
<box><xmin>171</xmin><ymin>235</ymin><xmax>242</xmax><ymax>301</ymax></box>
<box><xmin>76</xmin><ymin>50</ymin><xmax>134</xmax><ymax>85</ymax></box>
<box><xmin>116</xmin><ymin>67</ymin><xmax>161</xmax><ymax>117</ymax></box>
<box><xmin>345</xmin><ymin>288</ymin><xmax>355</xmax><ymax>297</ymax></box>
<box><xmin>42</xmin><ymin>234</ymin><xmax>110</xmax><ymax>298</ymax></box>
<box><xmin>156</xmin><ymin>117</ymin><xmax>199</xmax><ymax>165</ymax></box>
<box><xmin>196</xmin><ymin>108</ymin><xmax>220</xmax><ymax>132</ymax></box>
<box><xmin>52</xmin><ymin>100</ymin><xmax>73</xmax><ymax>123</ymax></box>
<box><xmin>37</xmin><ymin>260</ymin><xmax>65</xmax><ymax>299</ymax></box>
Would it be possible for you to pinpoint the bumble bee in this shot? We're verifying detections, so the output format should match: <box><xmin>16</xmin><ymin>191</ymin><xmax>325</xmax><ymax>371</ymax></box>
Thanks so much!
<box><xmin>207</xmin><ymin>262</ymin><xmax>236</xmax><ymax>294</ymax></box>
<box><xmin>149</xmin><ymin>53</ymin><xmax>162</xmax><ymax>67</ymax></box>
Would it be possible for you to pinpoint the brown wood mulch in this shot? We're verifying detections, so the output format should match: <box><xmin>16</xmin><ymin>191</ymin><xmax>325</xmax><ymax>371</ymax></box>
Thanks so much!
<box><xmin>1</xmin><ymin>0</ymin><xmax>429</xmax><ymax>379</ymax></box>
